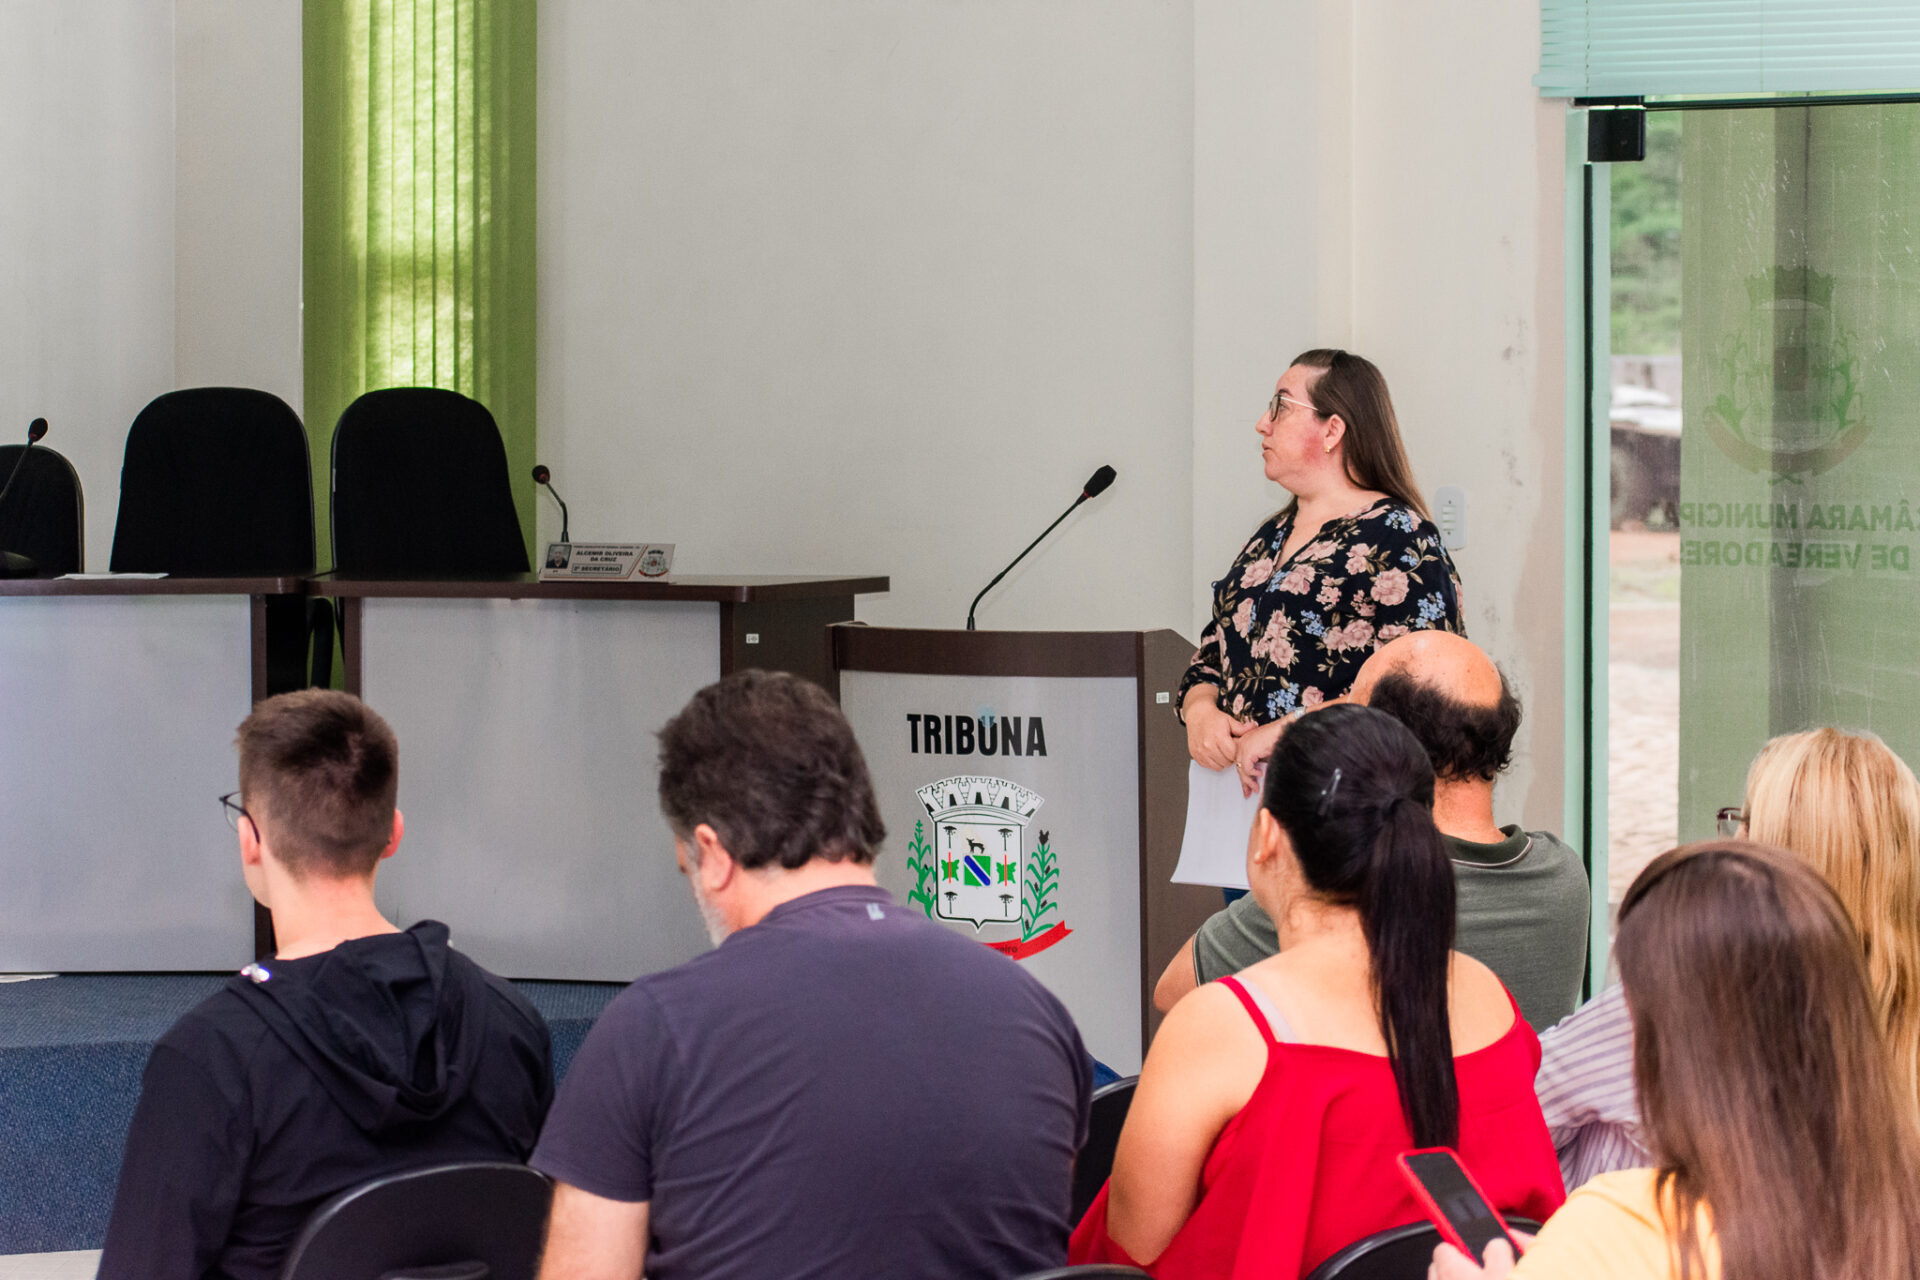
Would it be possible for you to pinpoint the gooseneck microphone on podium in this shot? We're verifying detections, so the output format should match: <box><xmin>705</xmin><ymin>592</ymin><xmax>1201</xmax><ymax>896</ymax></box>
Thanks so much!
<box><xmin>532</xmin><ymin>464</ymin><xmax>570</xmax><ymax>543</ymax></box>
<box><xmin>966</xmin><ymin>464</ymin><xmax>1117</xmax><ymax>630</ymax></box>
<box><xmin>0</xmin><ymin>417</ymin><xmax>51</xmax><ymax>579</ymax></box>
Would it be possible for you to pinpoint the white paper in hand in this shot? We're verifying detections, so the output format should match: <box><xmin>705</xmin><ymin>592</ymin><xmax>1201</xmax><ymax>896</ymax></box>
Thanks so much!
<box><xmin>1171</xmin><ymin>760</ymin><xmax>1262</xmax><ymax>889</ymax></box>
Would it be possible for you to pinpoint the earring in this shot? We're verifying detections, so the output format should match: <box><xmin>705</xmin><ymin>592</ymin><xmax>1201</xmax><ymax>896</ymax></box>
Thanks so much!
<box><xmin>1323</xmin><ymin>442</ymin><xmax>1333</xmax><ymax>454</ymax></box>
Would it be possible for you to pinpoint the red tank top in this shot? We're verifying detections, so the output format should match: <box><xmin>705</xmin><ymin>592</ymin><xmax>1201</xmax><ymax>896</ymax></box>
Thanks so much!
<box><xmin>1069</xmin><ymin>975</ymin><xmax>1566</xmax><ymax>1278</ymax></box>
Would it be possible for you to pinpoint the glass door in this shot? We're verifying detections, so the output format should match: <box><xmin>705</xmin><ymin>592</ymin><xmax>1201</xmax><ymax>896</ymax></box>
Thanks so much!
<box><xmin>1606</xmin><ymin>112</ymin><xmax>1682</xmax><ymax>920</ymax></box>
<box><xmin>1603</xmin><ymin>100</ymin><xmax>1920</xmax><ymax>933</ymax></box>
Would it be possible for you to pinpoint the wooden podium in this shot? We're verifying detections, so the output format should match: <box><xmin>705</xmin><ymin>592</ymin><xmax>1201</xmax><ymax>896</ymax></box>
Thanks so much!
<box><xmin>833</xmin><ymin>625</ymin><xmax>1218</xmax><ymax>1073</ymax></box>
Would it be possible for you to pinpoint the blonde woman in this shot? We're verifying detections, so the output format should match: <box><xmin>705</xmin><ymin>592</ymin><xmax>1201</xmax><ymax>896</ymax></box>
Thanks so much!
<box><xmin>1740</xmin><ymin>728</ymin><xmax>1920</xmax><ymax>1108</ymax></box>
<box><xmin>1534</xmin><ymin>727</ymin><xmax>1920</xmax><ymax>1188</ymax></box>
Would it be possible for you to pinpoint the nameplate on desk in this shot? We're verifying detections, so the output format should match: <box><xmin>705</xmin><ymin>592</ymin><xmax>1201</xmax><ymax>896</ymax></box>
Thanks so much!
<box><xmin>538</xmin><ymin>543</ymin><xmax>676</xmax><ymax>581</ymax></box>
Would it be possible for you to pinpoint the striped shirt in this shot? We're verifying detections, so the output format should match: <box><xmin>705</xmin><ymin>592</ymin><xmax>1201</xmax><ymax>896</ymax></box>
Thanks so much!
<box><xmin>1535</xmin><ymin>982</ymin><xmax>1651</xmax><ymax>1189</ymax></box>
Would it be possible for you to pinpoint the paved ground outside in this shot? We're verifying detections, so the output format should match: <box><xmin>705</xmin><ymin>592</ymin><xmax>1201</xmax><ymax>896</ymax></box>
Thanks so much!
<box><xmin>1608</xmin><ymin>530</ymin><xmax>1680</xmax><ymax>913</ymax></box>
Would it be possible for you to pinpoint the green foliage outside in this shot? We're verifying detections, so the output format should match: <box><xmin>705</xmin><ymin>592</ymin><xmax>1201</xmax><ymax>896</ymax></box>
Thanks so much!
<box><xmin>1611</xmin><ymin>112</ymin><xmax>1683</xmax><ymax>355</ymax></box>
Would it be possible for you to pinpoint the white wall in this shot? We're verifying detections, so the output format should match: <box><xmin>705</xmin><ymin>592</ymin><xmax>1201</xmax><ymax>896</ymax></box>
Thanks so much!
<box><xmin>1345</xmin><ymin>0</ymin><xmax>1567</xmax><ymax>833</ymax></box>
<box><xmin>0</xmin><ymin>0</ymin><xmax>302</xmax><ymax>569</ymax></box>
<box><xmin>1189</xmin><ymin>0</ymin><xmax>1566</xmax><ymax>832</ymax></box>
<box><xmin>1191</xmin><ymin>0</ymin><xmax>1356</xmax><ymax>630</ymax></box>
<box><xmin>538</xmin><ymin>1</ymin><xmax>1194</xmax><ymax>633</ymax></box>
<box><xmin>537</xmin><ymin>0</ymin><xmax>1563</xmax><ymax>823</ymax></box>
<box><xmin>0</xmin><ymin>0</ymin><xmax>176</xmax><ymax>569</ymax></box>
<box><xmin>4</xmin><ymin>0</ymin><xmax>1566</xmax><ymax>825</ymax></box>
<box><xmin>174</xmin><ymin>0</ymin><xmax>303</xmax><ymax>411</ymax></box>
<box><xmin>1190</xmin><ymin>0</ymin><xmax>1566</xmax><ymax>832</ymax></box>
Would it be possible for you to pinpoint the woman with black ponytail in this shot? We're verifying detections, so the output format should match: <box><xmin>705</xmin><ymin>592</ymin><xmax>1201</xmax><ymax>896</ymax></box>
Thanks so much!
<box><xmin>1071</xmin><ymin>704</ymin><xmax>1564</xmax><ymax>1278</ymax></box>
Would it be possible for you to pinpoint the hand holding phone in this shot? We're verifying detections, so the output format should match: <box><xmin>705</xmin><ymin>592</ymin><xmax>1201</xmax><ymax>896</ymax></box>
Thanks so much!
<box><xmin>1432</xmin><ymin>1237</ymin><xmax>1520</xmax><ymax>1280</ymax></box>
<box><xmin>1397</xmin><ymin>1147</ymin><xmax>1521</xmax><ymax>1265</ymax></box>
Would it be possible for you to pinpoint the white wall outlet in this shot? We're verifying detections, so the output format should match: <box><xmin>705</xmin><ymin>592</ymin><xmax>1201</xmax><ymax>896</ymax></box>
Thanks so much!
<box><xmin>1433</xmin><ymin>485</ymin><xmax>1467</xmax><ymax>550</ymax></box>
<box><xmin>745</xmin><ymin>633</ymin><xmax>760</xmax><ymax>645</ymax></box>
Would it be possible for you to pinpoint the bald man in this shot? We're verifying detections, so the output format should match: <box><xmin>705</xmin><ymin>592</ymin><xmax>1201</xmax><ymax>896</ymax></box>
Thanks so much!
<box><xmin>1154</xmin><ymin>632</ymin><xmax>1590</xmax><ymax>1030</ymax></box>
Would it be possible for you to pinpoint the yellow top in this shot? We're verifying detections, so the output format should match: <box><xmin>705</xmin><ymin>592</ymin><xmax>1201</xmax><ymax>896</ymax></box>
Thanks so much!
<box><xmin>1513</xmin><ymin>1168</ymin><xmax>1719</xmax><ymax>1280</ymax></box>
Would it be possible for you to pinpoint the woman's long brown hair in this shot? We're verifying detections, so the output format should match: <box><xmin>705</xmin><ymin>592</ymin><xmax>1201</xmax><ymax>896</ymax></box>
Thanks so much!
<box><xmin>1618</xmin><ymin>842</ymin><xmax>1920</xmax><ymax>1280</ymax></box>
<box><xmin>1282</xmin><ymin>349</ymin><xmax>1428</xmax><ymax>520</ymax></box>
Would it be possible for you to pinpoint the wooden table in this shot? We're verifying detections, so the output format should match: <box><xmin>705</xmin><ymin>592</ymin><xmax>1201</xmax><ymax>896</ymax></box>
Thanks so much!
<box><xmin>308</xmin><ymin>574</ymin><xmax>889</xmax><ymax>979</ymax></box>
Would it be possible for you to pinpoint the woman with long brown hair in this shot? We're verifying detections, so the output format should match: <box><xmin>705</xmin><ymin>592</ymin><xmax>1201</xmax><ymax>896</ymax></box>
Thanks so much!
<box><xmin>1178</xmin><ymin>350</ymin><xmax>1463</xmax><ymax>794</ymax></box>
<box><xmin>1439</xmin><ymin>842</ymin><xmax>1920</xmax><ymax>1280</ymax></box>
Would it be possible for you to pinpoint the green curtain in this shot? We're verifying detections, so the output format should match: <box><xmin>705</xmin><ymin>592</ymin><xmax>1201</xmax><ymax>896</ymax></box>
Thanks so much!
<box><xmin>304</xmin><ymin>0</ymin><xmax>537</xmax><ymax>568</ymax></box>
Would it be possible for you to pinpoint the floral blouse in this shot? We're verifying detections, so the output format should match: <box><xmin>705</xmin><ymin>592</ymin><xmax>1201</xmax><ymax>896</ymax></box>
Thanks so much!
<box><xmin>1178</xmin><ymin>500</ymin><xmax>1464</xmax><ymax>724</ymax></box>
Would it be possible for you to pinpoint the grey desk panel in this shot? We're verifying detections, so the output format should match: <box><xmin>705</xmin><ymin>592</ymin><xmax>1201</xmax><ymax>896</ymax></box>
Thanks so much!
<box><xmin>0</xmin><ymin>595</ymin><xmax>256</xmax><ymax>970</ymax></box>
<box><xmin>362</xmin><ymin>597</ymin><xmax>721</xmax><ymax>981</ymax></box>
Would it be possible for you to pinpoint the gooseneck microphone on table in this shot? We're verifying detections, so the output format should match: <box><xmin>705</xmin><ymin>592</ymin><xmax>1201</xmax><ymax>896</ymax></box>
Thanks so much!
<box><xmin>966</xmin><ymin>464</ymin><xmax>1117</xmax><ymax>631</ymax></box>
<box><xmin>0</xmin><ymin>417</ymin><xmax>51</xmax><ymax>579</ymax></box>
<box><xmin>532</xmin><ymin>464</ymin><xmax>570</xmax><ymax>543</ymax></box>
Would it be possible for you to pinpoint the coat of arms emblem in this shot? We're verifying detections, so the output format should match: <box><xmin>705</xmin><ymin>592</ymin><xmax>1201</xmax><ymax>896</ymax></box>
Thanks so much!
<box><xmin>1704</xmin><ymin>265</ymin><xmax>1868</xmax><ymax>482</ymax></box>
<box><xmin>904</xmin><ymin>773</ymin><xmax>1070</xmax><ymax>960</ymax></box>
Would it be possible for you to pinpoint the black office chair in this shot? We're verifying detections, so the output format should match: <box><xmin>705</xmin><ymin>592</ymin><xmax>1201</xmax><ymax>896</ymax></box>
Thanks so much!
<box><xmin>278</xmin><ymin>1161</ymin><xmax>553</xmax><ymax>1280</ymax></box>
<box><xmin>107</xmin><ymin>387</ymin><xmax>332</xmax><ymax>692</ymax></box>
<box><xmin>0</xmin><ymin>443</ymin><xmax>83</xmax><ymax>576</ymax></box>
<box><xmin>1014</xmin><ymin>1267</ymin><xmax>1151</xmax><ymax>1279</ymax></box>
<box><xmin>1070</xmin><ymin>1074</ymin><xmax>1138</xmax><ymax>1224</ymax></box>
<box><xmin>1302</xmin><ymin>1217</ymin><xmax>1542</xmax><ymax>1280</ymax></box>
<box><xmin>330</xmin><ymin>387</ymin><xmax>529</xmax><ymax>574</ymax></box>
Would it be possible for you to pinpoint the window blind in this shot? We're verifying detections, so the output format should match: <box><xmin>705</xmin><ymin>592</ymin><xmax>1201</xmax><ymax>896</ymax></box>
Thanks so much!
<box><xmin>1538</xmin><ymin>1</ymin><xmax>1920</xmax><ymax>98</ymax></box>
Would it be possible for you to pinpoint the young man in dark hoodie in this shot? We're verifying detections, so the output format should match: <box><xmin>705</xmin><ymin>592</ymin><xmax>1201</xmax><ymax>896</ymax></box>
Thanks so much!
<box><xmin>98</xmin><ymin>690</ymin><xmax>553</xmax><ymax>1280</ymax></box>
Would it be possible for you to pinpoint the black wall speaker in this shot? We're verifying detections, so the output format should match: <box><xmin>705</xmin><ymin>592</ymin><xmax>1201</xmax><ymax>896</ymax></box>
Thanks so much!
<box><xmin>1588</xmin><ymin>107</ymin><xmax>1647</xmax><ymax>163</ymax></box>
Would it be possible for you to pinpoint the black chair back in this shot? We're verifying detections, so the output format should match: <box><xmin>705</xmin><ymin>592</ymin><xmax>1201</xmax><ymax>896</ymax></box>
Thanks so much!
<box><xmin>1303</xmin><ymin>1217</ymin><xmax>1542</xmax><ymax>1280</ymax></box>
<box><xmin>277</xmin><ymin>1161</ymin><xmax>552</xmax><ymax>1280</ymax></box>
<box><xmin>109</xmin><ymin>387</ymin><xmax>315</xmax><ymax>574</ymax></box>
<box><xmin>107</xmin><ymin>387</ymin><xmax>329</xmax><ymax>692</ymax></box>
<box><xmin>0</xmin><ymin>444</ymin><xmax>82</xmax><ymax>576</ymax></box>
<box><xmin>330</xmin><ymin>387</ymin><xmax>528</xmax><ymax>574</ymax></box>
<box><xmin>1071</xmin><ymin>1075</ymin><xmax>1138</xmax><ymax>1225</ymax></box>
<box><xmin>1014</xmin><ymin>1267</ymin><xmax>1152</xmax><ymax>1279</ymax></box>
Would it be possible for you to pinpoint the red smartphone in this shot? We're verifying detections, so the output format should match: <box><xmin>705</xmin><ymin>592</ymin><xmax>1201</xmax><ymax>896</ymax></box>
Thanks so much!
<box><xmin>1397</xmin><ymin>1147</ymin><xmax>1521</xmax><ymax>1264</ymax></box>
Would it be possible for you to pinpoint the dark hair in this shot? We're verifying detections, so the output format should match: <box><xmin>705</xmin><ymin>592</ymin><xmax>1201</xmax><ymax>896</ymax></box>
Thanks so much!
<box><xmin>657</xmin><ymin>670</ymin><xmax>885</xmax><ymax>870</ymax></box>
<box><xmin>1283</xmin><ymin>349</ymin><xmax>1427</xmax><ymax>521</ymax></box>
<box><xmin>235</xmin><ymin>690</ymin><xmax>399</xmax><ymax>879</ymax></box>
<box><xmin>1618</xmin><ymin>841</ymin><xmax>1920</xmax><ymax>1280</ymax></box>
<box><xmin>1262</xmin><ymin>702</ymin><xmax>1458</xmax><ymax>1145</ymax></box>
<box><xmin>1365</xmin><ymin>667</ymin><xmax>1521</xmax><ymax>783</ymax></box>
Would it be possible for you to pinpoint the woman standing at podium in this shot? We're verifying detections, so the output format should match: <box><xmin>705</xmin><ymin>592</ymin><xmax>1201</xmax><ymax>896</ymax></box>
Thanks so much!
<box><xmin>1178</xmin><ymin>349</ymin><xmax>1463</xmax><ymax>791</ymax></box>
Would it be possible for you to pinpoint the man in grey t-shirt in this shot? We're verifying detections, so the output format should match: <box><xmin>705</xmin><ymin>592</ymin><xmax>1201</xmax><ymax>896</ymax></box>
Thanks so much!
<box><xmin>532</xmin><ymin>671</ymin><xmax>1091</xmax><ymax>1280</ymax></box>
<box><xmin>1154</xmin><ymin>632</ymin><xmax>1590</xmax><ymax>1031</ymax></box>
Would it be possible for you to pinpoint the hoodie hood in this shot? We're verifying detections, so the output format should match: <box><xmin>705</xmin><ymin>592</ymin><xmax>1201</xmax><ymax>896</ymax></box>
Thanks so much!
<box><xmin>228</xmin><ymin>920</ymin><xmax>493</xmax><ymax>1134</ymax></box>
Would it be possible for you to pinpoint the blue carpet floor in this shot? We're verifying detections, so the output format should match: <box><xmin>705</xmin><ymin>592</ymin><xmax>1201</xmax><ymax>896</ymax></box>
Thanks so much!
<box><xmin>0</xmin><ymin>974</ymin><xmax>625</xmax><ymax>1254</ymax></box>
